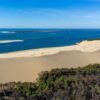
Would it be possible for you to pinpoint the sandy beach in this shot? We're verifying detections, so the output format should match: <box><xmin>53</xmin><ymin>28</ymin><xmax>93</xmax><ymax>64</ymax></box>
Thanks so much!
<box><xmin>0</xmin><ymin>40</ymin><xmax>100</xmax><ymax>83</ymax></box>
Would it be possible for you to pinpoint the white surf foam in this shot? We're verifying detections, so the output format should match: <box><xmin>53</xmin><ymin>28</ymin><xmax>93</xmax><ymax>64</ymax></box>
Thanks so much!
<box><xmin>0</xmin><ymin>31</ymin><xmax>16</xmax><ymax>34</ymax></box>
<box><xmin>0</xmin><ymin>40</ymin><xmax>24</xmax><ymax>44</ymax></box>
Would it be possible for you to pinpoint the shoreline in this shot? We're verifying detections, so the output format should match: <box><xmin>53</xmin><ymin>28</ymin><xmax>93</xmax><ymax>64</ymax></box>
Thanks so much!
<box><xmin>0</xmin><ymin>40</ymin><xmax>100</xmax><ymax>59</ymax></box>
<box><xmin>0</xmin><ymin>40</ymin><xmax>100</xmax><ymax>83</ymax></box>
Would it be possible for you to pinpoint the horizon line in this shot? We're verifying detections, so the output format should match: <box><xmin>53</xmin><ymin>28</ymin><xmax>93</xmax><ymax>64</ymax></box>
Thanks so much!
<box><xmin>0</xmin><ymin>28</ymin><xmax>100</xmax><ymax>29</ymax></box>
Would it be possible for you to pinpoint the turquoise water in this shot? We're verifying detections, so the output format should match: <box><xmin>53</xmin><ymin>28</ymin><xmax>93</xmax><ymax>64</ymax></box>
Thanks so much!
<box><xmin>0</xmin><ymin>29</ymin><xmax>100</xmax><ymax>53</ymax></box>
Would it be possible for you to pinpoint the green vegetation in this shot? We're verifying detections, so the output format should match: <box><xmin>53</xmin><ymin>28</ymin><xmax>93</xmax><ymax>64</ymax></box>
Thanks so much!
<box><xmin>80</xmin><ymin>38</ymin><xmax>100</xmax><ymax>42</ymax></box>
<box><xmin>0</xmin><ymin>64</ymin><xmax>100</xmax><ymax>100</ymax></box>
<box><xmin>87</xmin><ymin>38</ymin><xmax>100</xmax><ymax>41</ymax></box>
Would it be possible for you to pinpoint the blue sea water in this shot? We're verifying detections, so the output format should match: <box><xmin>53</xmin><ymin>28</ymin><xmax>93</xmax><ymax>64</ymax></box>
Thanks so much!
<box><xmin>0</xmin><ymin>29</ymin><xmax>100</xmax><ymax>53</ymax></box>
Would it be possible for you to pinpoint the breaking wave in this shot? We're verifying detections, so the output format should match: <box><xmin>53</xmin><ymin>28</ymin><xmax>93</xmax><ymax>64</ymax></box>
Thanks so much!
<box><xmin>0</xmin><ymin>40</ymin><xmax>24</xmax><ymax>44</ymax></box>
<box><xmin>0</xmin><ymin>31</ymin><xmax>16</xmax><ymax>34</ymax></box>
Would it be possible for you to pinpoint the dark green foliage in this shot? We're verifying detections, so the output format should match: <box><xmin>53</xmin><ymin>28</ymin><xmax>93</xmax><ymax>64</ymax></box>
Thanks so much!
<box><xmin>0</xmin><ymin>64</ymin><xmax>100</xmax><ymax>100</ymax></box>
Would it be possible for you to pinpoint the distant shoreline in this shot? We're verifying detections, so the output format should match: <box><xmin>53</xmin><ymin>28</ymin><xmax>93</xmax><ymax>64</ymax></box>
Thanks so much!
<box><xmin>0</xmin><ymin>29</ymin><xmax>100</xmax><ymax>53</ymax></box>
<box><xmin>0</xmin><ymin>40</ymin><xmax>100</xmax><ymax>59</ymax></box>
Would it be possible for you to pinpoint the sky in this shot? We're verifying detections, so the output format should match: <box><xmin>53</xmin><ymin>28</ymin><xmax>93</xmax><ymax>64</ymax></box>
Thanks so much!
<box><xmin>0</xmin><ymin>0</ymin><xmax>100</xmax><ymax>28</ymax></box>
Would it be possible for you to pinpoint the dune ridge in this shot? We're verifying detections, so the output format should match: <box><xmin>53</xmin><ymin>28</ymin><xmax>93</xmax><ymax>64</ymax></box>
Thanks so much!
<box><xmin>0</xmin><ymin>40</ymin><xmax>100</xmax><ymax>58</ymax></box>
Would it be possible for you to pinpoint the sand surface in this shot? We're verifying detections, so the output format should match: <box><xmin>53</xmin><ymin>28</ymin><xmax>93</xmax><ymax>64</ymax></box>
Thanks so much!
<box><xmin>0</xmin><ymin>40</ymin><xmax>100</xmax><ymax>58</ymax></box>
<box><xmin>0</xmin><ymin>40</ymin><xmax>100</xmax><ymax>83</ymax></box>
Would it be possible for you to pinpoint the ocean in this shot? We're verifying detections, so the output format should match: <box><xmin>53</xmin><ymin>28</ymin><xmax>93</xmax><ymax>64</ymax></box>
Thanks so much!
<box><xmin>0</xmin><ymin>29</ymin><xmax>100</xmax><ymax>53</ymax></box>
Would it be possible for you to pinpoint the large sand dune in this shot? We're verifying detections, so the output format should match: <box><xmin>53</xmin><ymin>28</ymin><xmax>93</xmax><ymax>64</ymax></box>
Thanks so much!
<box><xmin>0</xmin><ymin>40</ymin><xmax>100</xmax><ymax>83</ymax></box>
<box><xmin>0</xmin><ymin>40</ymin><xmax>100</xmax><ymax>58</ymax></box>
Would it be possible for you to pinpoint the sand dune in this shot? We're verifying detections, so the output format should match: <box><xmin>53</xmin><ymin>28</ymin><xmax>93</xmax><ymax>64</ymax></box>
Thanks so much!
<box><xmin>0</xmin><ymin>40</ymin><xmax>100</xmax><ymax>58</ymax></box>
<box><xmin>0</xmin><ymin>40</ymin><xmax>100</xmax><ymax>83</ymax></box>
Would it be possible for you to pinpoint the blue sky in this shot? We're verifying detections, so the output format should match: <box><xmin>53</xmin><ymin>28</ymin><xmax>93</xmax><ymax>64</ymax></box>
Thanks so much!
<box><xmin>0</xmin><ymin>0</ymin><xmax>100</xmax><ymax>28</ymax></box>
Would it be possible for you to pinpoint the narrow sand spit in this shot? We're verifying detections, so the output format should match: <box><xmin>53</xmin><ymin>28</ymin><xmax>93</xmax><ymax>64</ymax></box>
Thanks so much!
<box><xmin>0</xmin><ymin>40</ymin><xmax>100</xmax><ymax>58</ymax></box>
<box><xmin>0</xmin><ymin>40</ymin><xmax>100</xmax><ymax>83</ymax></box>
